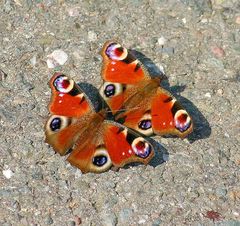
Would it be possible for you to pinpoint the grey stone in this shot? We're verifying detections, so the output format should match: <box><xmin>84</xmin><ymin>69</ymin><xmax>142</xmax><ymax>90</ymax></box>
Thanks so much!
<box><xmin>152</xmin><ymin>218</ymin><xmax>162</xmax><ymax>226</ymax></box>
<box><xmin>45</xmin><ymin>215</ymin><xmax>54</xmax><ymax>225</ymax></box>
<box><xmin>100</xmin><ymin>212</ymin><xmax>117</xmax><ymax>226</ymax></box>
<box><xmin>118</xmin><ymin>208</ymin><xmax>134</xmax><ymax>223</ymax></box>
<box><xmin>216</xmin><ymin>220</ymin><xmax>240</xmax><ymax>226</ymax></box>
<box><xmin>215</xmin><ymin>187</ymin><xmax>228</xmax><ymax>197</ymax></box>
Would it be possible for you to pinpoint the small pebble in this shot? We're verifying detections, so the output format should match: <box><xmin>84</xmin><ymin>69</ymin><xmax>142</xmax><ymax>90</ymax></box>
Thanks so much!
<box><xmin>3</xmin><ymin>169</ymin><xmax>14</xmax><ymax>179</ymax></box>
<box><xmin>152</xmin><ymin>218</ymin><xmax>162</xmax><ymax>226</ymax></box>
<box><xmin>30</xmin><ymin>55</ymin><xmax>37</xmax><ymax>66</ymax></box>
<box><xmin>217</xmin><ymin>88</ymin><xmax>224</xmax><ymax>95</ymax></box>
<box><xmin>0</xmin><ymin>69</ymin><xmax>7</xmax><ymax>82</ymax></box>
<box><xmin>205</xmin><ymin>92</ymin><xmax>211</xmax><ymax>98</ymax></box>
<box><xmin>201</xmin><ymin>18</ymin><xmax>208</xmax><ymax>23</ymax></box>
<box><xmin>215</xmin><ymin>187</ymin><xmax>227</xmax><ymax>197</ymax></box>
<box><xmin>101</xmin><ymin>212</ymin><xmax>117</xmax><ymax>226</ymax></box>
<box><xmin>74</xmin><ymin>169</ymin><xmax>82</xmax><ymax>178</ymax></box>
<box><xmin>218</xmin><ymin>220</ymin><xmax>240</xmax><ymax>226</ymax></box>
<box><xmin>224</xmin><ymin>133</ymin><xmax>230</xmax><ymax>138</ymax></box>
<box><xmin>119</xmin><ymin>208</ymin><xmax>133</xmax><ymax>222</ymax></box>
<box><xmin>157</xmin><ymin>36</ymin><xmax>166</xmax><ymax>46</ymax></box>
<box><xmin>138</xmin><ymin>215</ymin><xmax>148</xmax><ymax>224</ymax></box>
<box><xmin>47</xmin><ymin>49</ymin><xmax>68</xmax><ymax>68</ymax></box>
<box><xmin>232</xmin><ymin>211</ymin><xmax>239</xmax><ymax>217</ymax></box>
<box><xmin>182</xmin><ymin>18</ymin><xmax>187</xmax><ymax>24</ymax></box>
<box><xmin>45</xmin><ymin>215</ymin><xmax>54</xmax><ymax>225</ymax></box>
<box><xmin>211</xmin><ymin>46</ymin><xmax>225</xmax><ymax>58</ymax></box>
<box><xmin>88</xmin><ymin>31</ymin><xmax>97</xmax><ymax>42</ymax></box>
<box><xmin>159</xmin><ymin>47</ymin><xmax>174</xmax><ymax>55</ymax></box>
<box><xmin>3</xmin><ymin>0</ymin><xmax>13</xmax><ymax>13</ymax></box>
<box><xmin>74</xmin><ymin>216</ymin><xmax>82</xmax><ymax>226</ymax></box>
<box><xmin>68</xmin><ymin>7</ymin><xmax>79</xmax><ymax>17</ymax></box>
<box><xmin>235</xmin><ymin>16</ymin><xmax>240</xmax><ymax>25</ymax></box>
<box><xmin>14</xmin><ymin>0</ymin><xmax>22</xmax><ymax>6</ymax></box>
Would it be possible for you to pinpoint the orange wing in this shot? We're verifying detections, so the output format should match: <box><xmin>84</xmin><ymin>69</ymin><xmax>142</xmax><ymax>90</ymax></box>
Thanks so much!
<box><xmin>45</xmin><ymin>73</ymin><xmax>155</xmax><ymax>173</ymax></box>
<box><xmin>100</xmin><ymin>41</ymin><xmax>193</xmax><ymax>138</ymax></box>
<box><xmin>100</xmin><ymin>41</ymin><xmax>151</xmax><ymax>113</ymax></box>
<box><xmin>117</xmin><ymin>87</ymin><xmax>193</xmax><ymax>138</ymax></box>
<box><xmin>45</xmin><ymin>73</ymin><xmax>93</xmax><ymax>155</ymax></box>
<box><xmin>101</xmin><ymin>41</ymin><xmax>151</xmax><ymax>84</ymax></box>
<box><xmin>67</xmin><ymin>121</ymin><xmax>154</xmax><ymax>173</ymax></box>
<box><xmin>48</xmin><ymin>72</ymin><xmax>91</xmax><ymax>117</ymax></box>
<box><xmin>151</xmin><ymin>88</ymin><xmax>193</xmax><ymax>138</ymax></box>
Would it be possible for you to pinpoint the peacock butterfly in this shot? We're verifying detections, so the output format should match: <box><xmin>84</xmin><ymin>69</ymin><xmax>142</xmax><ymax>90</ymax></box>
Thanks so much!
<box><xmin>100</xmin><ymin>41</ymin><xmax>193</xmax><ymax>138</ymax></box>
<box><xmin>45</xmin><ymin>73</ymin><xmax>154</xmax><ymax>173</ymax></box>
<box><xmin>45</xmin><ymin>41</ymin><xmax>193</xmax><ymax>173</ymax></box>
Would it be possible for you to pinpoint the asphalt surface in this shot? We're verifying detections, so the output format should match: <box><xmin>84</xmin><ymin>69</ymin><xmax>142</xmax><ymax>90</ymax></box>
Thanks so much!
<box><xmin>0</xmin><ymin>0</ymin><xmax>239</xmax><ymax>225</ymax></box>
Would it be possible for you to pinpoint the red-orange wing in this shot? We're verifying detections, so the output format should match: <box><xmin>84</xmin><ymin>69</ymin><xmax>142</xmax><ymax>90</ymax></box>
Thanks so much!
<box><xmin>48</xmin><ymin>72</ymin><xmax>91</xmax><ymax>117</ymax></box>
<box><xmin>45</xmin><ymin>73</ymin><xmax>93</xmax><ymax>156</ymax></box>
<box><xmin>100</xmin><ymin>41</ymin><xmax>151</xmax><ymax>112</ymax></box>
<box><xmin>119</xmin><ymin>88</ymin><xmax>193</xmax><ymax>138</ymax></box>
<box><xmin>151</xmin><ymin>88</ymin><xmax>193</xmax><ymax>138</ymax></box>
<box><xmin>101</xmin><ymin>41</ymin><xmax>150</xmax><ymax>84</ymax></box>
<box><xmin>67</xmin><ymin>121</ymin><xmax>155</xmax><ymax>173</ymax></box>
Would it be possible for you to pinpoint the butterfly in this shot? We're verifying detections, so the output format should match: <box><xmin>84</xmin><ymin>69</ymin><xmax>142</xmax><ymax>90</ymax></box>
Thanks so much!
<box><xmin>45</xmin><ymin>72</ymin><xmax>154</xmax><ymax>173</ymax></box>
<box><xmin>99</xmin><ymin>41</ymin><xmax>193</xmax><ymax>138</ymax></box>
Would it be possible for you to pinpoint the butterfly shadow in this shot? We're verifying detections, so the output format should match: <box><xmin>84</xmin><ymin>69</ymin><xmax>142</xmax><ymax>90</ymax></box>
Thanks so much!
<box><xmin>171</xmin><ymin>92</ymin><xmax>211</xmax><ymax>143</ymax></box>
<box><xmin>131</xmin><ymin>49</ymin><xmax>211</xmax><ymax>143</ymax></box>
<box><xmin>148</xmin><ymin>137</ymin><xmax>169</xmax><ymax>167</ymax></box>
<box><xmin>77</xmin><ymin>82</ymin><xmax>104</xmax><ymax>112</ymax></box>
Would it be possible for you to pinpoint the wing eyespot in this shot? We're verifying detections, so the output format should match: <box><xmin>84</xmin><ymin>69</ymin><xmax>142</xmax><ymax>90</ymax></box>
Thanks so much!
<box><xmin>174</xmin><ymin>110</ymin><xmax>191</xmax><ymax>132</ymax></box>
<box><xmin>50</xmin><ymin>117</ymin><xmax>61</xmax><ymax>131</ymax></box>
<box><xmin>53</xmin><ymin>75</ymin><xmax>74</xmax><ymax>93</ymax></box>
<box><xmin>92</xmin><ymin>155</ymin><xmax>108</xmax><ymax>167</ymax></box>
<box><xmin>105</xmin><ymin>43</ymin><xmax>128</xmax><ymax>61</ymax></box>
<box><xmin>131</xmin><ymin>137</ymin><xmax>152</xmax><ymax>159</ymax></box>
<box><xmin>100</xmin><ymin>82</ymin><xmax>123</xmax><ymax>100</ymax></box>
<box><xmin>137</xmin><ymin>112</ymin><xmax>153</xmax><ymax>136</ymax></box>
<box><xmin>91</xmin><ymin>147</ymin><xmax>112</xmax><ymax>172</ymax></box>
<box><xmin>46</xmin><ymin>115</ymin><xmax>70</xmax><ymax>134</ymax></box>
<box><xmin>138</xmin><ymin>119</ymin><xmax>152</xmax><ymax>130</ymax></box>
<box><xmin>104</xmin><ymin>84</ymin><xmax>116</xmax><ymax>97</ymax></box>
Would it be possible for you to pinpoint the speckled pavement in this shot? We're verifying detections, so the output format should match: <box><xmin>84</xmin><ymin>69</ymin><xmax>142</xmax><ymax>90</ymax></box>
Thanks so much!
<box><xmin>0</xmin><ymin>0</ymin><xmax>239</xmax><ymax>225</ymax></box>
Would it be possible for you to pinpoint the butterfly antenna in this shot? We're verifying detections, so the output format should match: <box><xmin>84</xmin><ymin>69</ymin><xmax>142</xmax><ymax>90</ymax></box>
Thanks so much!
<box><xmin>106</xmin><ymin>105</ymin><xmax>144</xmax><ymax>114</ymax></box>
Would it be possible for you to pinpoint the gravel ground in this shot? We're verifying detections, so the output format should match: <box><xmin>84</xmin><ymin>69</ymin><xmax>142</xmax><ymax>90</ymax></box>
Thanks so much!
<box><xmin>0</xmin><ymin>0</ymin><xmax>240</xmax><ymax>225</ymax></box>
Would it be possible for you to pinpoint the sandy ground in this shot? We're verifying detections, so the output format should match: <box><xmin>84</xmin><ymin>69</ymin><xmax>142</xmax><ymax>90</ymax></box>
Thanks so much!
<box><xmin>0</xmin><ymin>0</ymin><xmax>240</xmax><ymax>225</ymax></box>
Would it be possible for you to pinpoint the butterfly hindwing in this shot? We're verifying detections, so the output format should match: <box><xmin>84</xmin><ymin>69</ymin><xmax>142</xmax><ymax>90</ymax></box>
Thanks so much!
<box><xmin>151</xmin><ymin>88</ymin><xmax>192</xmax><ymax>138</ymax></box>
<box><xmin>103</xmin><ymin>121</ymin><xmax>154</xmax><ymax>167</ymax></box>
<box><xmin>66</xmin><ymin>120</ymin><xmax>154</xmax><ymax>173</ymax></box>
<box><xmin>117</xmin><ymin>88</ymin><xmax>193</xmax><ymax>138</ymax></box>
